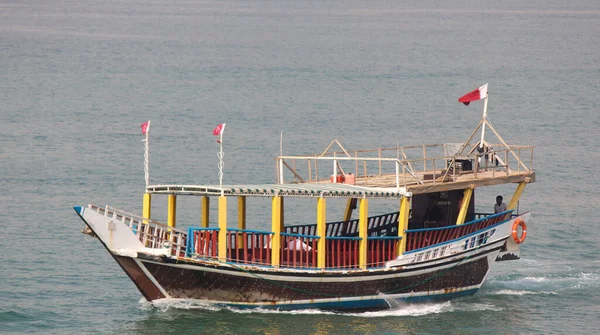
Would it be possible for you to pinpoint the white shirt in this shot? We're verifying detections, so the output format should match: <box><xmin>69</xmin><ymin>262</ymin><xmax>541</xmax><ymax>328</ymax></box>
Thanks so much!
<box><xmin>494</xmin><ymin>202</ymin><xmax>508</xmax><ymax>213</ymax></box>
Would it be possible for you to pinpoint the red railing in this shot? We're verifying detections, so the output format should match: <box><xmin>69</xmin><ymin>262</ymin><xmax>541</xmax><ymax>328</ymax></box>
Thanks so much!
<box><xmin>367</xmin><ymin>236</ymin><xmax>401</xmax><ymax>267</ymax></box>
<box><xmin>326</xmin><ymin>237</ymin><xmax>361</xmax><ymax>269</ymax></box>
<box><xmin>185</xmin><ymin>228</ymin><xmax>406</xmax><ymax>269</ymax></box>
<box><xmin>226</xmin><ymin>229</ymin><xmax>273</xmax><ymax>266</ymax></box>
<box><xmin>405</xmin><ymin>211</ymin><xmax>513</xmax><ymax>252</ymax></box>
<box><xmin>280</xmin><ymin>233</ymin><xmax>319</xmax><ymax>268</ymax></box>
<box><xmin>186</xmin><ymin>228</ymin><xmax>219</xmax><ymax>259</ymax></box>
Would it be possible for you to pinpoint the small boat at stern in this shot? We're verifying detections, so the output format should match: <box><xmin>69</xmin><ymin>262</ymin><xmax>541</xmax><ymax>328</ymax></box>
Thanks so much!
<box><xmin>74</xmin><ymin>85</ymin><xmax>535</xmax><ymax>311</ymax></box>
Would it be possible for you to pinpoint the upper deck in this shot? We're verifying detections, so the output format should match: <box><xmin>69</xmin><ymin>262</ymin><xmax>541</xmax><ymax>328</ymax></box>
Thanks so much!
<box><xmin>275</xmin><ymin>141</ymin><xmax>535</xmax><ymax>196</ymax></box>
<box><xmin>146</xmin><ymin>141</ymin><xmax>535</xmax><ymax>199</ymax></box>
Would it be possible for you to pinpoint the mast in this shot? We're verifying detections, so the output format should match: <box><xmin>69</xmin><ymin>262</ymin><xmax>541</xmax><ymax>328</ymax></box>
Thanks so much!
<box><xmin>142</xmin><ymin>120</ymin><xmax>151</xmax><ymax>187</ymax></box>
<box><xmin>480</xmin><ymin>89</ymin><xmax>489</xmax><ymax>149</ymax></box>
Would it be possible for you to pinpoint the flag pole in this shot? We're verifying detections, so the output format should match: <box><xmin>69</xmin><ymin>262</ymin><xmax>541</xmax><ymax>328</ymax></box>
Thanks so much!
<box><xmin>280</xmin><ymin>131</ymin><xmax>283</xmax><ymax>157</ymax></box>
<box><xmin>479</xmin><ymin>91</ymin><xmax>488</xmax><ymax>149</ymax></box>
<box><xmin>144</xmin><ymin>120</ymin><xmax>151</xmax><ymax>188</ymax></box>
<box><xmin>217</xmin><ymin>124</ymin><xmax>226</xmax><ymax>196</ymax></box>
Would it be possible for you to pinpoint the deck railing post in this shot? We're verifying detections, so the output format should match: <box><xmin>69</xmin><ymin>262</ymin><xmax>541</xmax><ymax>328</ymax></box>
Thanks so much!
<box><xmin>333</xmin><ymin>159</ymin><xmax>338</xmax><ymax>183</ymax></box>
<box><xmin>359</xmin><ymin>198</ymin><xmax>368</xmax><ymax>269</ymax></box>
<box><xmin>142</xmin><ymin>193</ymin><xmax>151</xmax><ymax>222</ymax></box>
<box><xmin>279</xmin><ymin>158</ymin><xmax>284</xmax><ymax>184</ymax></box>
<box><xmin>423</xmin><ymin>145</ymin><xmax>427</xmax><ymax>173</ymax></box>
<box><xmin>201</xmin><ymin>196</ymin><xmax>210</xmax><ymax>228</ymax></box>
<box><xmin>395</xmin><ymin>161</ymin><xmax>400</xmax><ymax>188</ymax></box>
<box><xmin>317</xmin><ymin>197</ymin><xmax>327</xmax><ymax>269</ymax></box>
<box><xmin>456</xmin><ymin>188</ymin><xmax>473</xmax><ymax>225</ymax></box>
<box><xmin>237</xmin><ymin>196</ymin><xmax>246</xmax><ymax>247</ymax></box>
<box><xmin>397</xmin><ymin>196</ymin><xmax>410</xmax><ymax>256</ymax></box>
<box><xmin>271</xmin><ymin>196</ymin><xmax>282</xmax><ymax>268</ymax></box>
<box><xmin>217</xmin><ymin>196</ymin><xmax>227</xmax><ymax>262</ymax></box>
<box><xmin>167</xmin><ymin>194</ymin><xmax>177</xmax><ymax>228</ymax></box>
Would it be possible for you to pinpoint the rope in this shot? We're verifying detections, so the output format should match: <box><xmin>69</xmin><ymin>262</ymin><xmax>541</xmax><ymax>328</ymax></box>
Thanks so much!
<box><xmin>220</xmin><ymin>238</ymin><xmax>489</xmax><ymax>299</ymax></box>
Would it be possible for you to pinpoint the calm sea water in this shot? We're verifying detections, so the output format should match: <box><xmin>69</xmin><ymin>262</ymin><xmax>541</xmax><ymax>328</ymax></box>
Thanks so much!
<box><xmin>2</xmin><ymin>0</ymin><xmax>599</xmax><ymax>334</ymax></box>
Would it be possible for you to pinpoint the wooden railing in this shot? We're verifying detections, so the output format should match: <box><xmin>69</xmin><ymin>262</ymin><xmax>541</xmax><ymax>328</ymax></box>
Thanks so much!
<box><xmin>285</xmin><ymin>211</ymin><xmax>399</xmax><ymax>238</ymax></box>
<box><xmin>95</xmin><ymin>205</ymin><xmax>516</xmax><ymax>269</ymax></box>
<box><xmin>276</xmin><ymin>143</ymin><xmax>535</xmax><ymax>187</ymax></box>
<box><xmin>280</xmin><ymin>232</ymin><xmax>319</xmax><ymax>268</ymax></box>
<box><xmin>367</xmin><ymin>236</ymin><xmax>402</xmax><ymax>267</ymax></box>
<box><xmin>89</xmin><ymin>205</ymin><xmax>187</xmax><ymax>257</ymax></box>
<box><xmin>326</xmin><ymin>237</ymin><xmax>361</xmax><ymax>269</ymax></box>
<box><xmin>226</xmin><ymin>229</ymin><xmax>274</xmax><ymax>266</ymax></box>
<box><xmin>404</xmin><ymin>210</ymin><xmax>513</xmax><ymax>252</ymax></box>
<box><xmin>186</xmin><ymin>228</ymin><xmax>218</xmax><ymax>259</ymax></box>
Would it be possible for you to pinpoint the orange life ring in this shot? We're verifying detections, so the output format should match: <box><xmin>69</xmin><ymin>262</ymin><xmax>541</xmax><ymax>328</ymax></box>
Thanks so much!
<box><xmin>511</xmin><ymin>218</ymin><xmax>527</xmax><ymax>244</ymax></box>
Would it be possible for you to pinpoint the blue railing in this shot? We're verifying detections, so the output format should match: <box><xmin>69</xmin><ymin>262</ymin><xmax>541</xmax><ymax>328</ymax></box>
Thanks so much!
<box><xmin>404</xmin><ymin>210</ymin><xmax>514</xmax><ymax>252</ymax></box>
<box><xmin>186</xmin><ymin>227</ymin><xmax>219</xmax><ymax>258</ymax></box>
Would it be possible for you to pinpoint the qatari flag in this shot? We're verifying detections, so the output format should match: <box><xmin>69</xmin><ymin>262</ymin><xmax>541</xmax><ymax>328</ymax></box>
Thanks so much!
<box><xmin>213</xmin><ymin>123</ymin><xmax>226</xmax><ymax>143</ymax></box>
<box><xmin>213</xmin><ymin>123</ymin><xmax>226</xmax><ymax>136</ymax></box>
<box><xmin>458</xmin><ymin>84</ymin><xmax>488</xmax><ymax>106</ymax></box>
<box><xmin>141</xmin><ymin>121</ymin><xmax>150</xmax><ymax>135</ymax></box>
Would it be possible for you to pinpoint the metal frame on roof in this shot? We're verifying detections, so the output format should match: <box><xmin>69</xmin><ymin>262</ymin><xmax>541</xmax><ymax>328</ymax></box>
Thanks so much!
<box><xmin>146</xmin><ymin>183</ymin><xmax>410</xmax><ymax>199</ymax></box>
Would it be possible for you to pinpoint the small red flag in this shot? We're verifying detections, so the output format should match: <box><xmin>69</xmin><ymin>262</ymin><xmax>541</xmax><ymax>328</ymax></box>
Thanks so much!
<box><xmin>141</xmin><ymin>121</ymin><xmax>150</xmax><ymax>135</ymax></box>
<box><xmin>458</xmin><ymin>84</ymin><xmax>488</xmax><ymax>106</ymax></box>
<box><xmin>213</xmin><ymin>123</ymin><xmax>226</xmax><ymax>136</ymax></box>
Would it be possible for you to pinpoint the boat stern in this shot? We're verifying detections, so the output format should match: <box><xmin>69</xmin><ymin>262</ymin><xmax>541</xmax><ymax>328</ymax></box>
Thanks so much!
<box><xmin>495</xmin><ymin>212</ymin><xmax>531</xmax><ymax>261</ymax></box>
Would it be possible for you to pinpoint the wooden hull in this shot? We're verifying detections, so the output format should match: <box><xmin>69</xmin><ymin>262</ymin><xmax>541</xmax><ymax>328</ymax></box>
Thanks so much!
<box><xmin>111</xmin><ymin>241</ymin><xmax>503</xmax><ymax>311</ymax></box>
<box><xmin>75</xmin><ymin>204</ymin><xmax>516</xmax><ymax>311</ymax></box>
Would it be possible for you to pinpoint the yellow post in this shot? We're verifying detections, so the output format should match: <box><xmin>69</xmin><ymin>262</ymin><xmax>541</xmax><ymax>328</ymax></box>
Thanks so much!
<box><xmin>508</xmin><ymin>182</ymin><xmax>527</xmax><ymax>210</ymax></box>
<box><xmin>271</xmin><ymin>196</ymin><xmax>282</xmax><ymax>268</ymax></box>
<box><xmin>218</xmin><ymin>196</ymin><xmax>227</xmax><ymax>262</ymax></box>
<box><xmin>237</xmin><ymin>196</ymin><xmax>246</xmax><ymax>230</ymax></box>
<box><xmin>343</xmin><ymin>198</ymin><xmax>356</xmax><ymax>221</ymax></box>
<box><xmin>397</xmin><ymin>196</ymin><xmax>410</xmax><ymax>256</ymax></box>
<box><xmin>237</xmin><ymin>196</ymin><xmax>246</xmax><ymax>247</ymax></box>
<box><xmin>359</xmin><ymin>198</ymin><xmax>368</xmax><ymax>269</ymax></box>
<box><xmin>201</xmin><ymin>196</ymin><xmax>210</xmax><ymax>228</ymax></box>
<box><xmin>317</xmin><ymin>197</ymin><xmax>327</xmax><ymax>269</ymax></box>
<box><xmin>167</xmin><ymin>194</ymin><xmax>176</xmax><ymax>228</ymax></box>
<box><xmin>280</xmin><ymin>197</ymin><xmax>285</xmax><ymax>231</ymax></box>
<box><xmin>142</xmin><ymin>193</ymin><xmax>152</xmax><ymax>220</ymax></box>
<box><xmin>456</xmin><ymin>188</ymin><xmax>474</xmax><ymax>225</ymax></box>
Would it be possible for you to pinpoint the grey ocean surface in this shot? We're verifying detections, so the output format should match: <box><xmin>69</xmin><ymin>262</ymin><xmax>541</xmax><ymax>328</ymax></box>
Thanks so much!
<box><xmin>1</xmin><ymin>0</ymin><xmax>599</xmax><ymax>334</ymax></box>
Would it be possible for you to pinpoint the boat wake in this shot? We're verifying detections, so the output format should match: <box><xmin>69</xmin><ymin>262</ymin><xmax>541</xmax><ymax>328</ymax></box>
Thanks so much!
<box><xmin>139</xmin><ymin>298</ymin><xmax>501</xmax><ymax>317</ymax></box>
<box><xmin>484</xmin><ymin>271</ymin><xmax>599</xmax><ymax>295</ymax></box>
<box><xmin>140</xmin><ymin>298</ymin><xmax>222</xmax><ymax>312</ymax></box>
<box><xmin>487</xmin><ymin>289</ymin><xmax>558</xmax><ymax>296</ymax></box>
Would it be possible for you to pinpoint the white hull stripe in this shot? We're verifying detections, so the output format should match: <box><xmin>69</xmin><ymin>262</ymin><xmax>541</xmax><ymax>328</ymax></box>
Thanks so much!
<box><xmin>134</xmin><ymin>258</ymin><xmax>171</xmax><ymax>298</ymax></box>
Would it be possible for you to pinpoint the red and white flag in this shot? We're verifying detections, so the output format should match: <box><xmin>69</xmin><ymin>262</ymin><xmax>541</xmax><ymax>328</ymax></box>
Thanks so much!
<box><xmin>458</xmin><ymin>84</ymin><xmax>488</xmax><ymax>106</ymax></box>
<box><xmin>141</xmin><ymin>121</ymin><xmax>150</xmax><ymax>135</ymax></box>
<box><xmin>213</xmin><ymin>123</ymin><xmax>226</xmax><ymax>142</ymax></box>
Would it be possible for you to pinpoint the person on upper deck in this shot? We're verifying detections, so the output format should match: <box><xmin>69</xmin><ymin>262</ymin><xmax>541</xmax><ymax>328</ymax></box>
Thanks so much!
<box><xmin>423</xmin><ymin>197</ymin><xmax>444</xmax><ymax>224</ymax></box>
<box><xmin>494</xmin><ymin>195</ymin><xmax>508</xmax><ymax>214</ymax></box>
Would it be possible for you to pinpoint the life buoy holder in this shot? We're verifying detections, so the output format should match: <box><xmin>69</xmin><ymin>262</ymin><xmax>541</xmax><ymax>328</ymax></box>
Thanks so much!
<box><xmin>512</xmin><ymin>218</ymin><xmax>527</xmax><ymax>244</ymax></box>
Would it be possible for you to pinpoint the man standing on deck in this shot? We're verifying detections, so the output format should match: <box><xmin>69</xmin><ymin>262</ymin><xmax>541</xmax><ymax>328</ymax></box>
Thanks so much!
<box><xmin>494</xmin><ymin>195</ymin><xmax>508</xmax><ymax>213</ymax></box>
